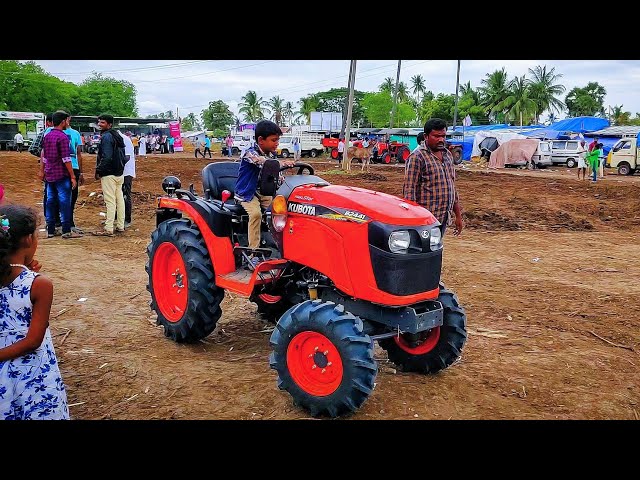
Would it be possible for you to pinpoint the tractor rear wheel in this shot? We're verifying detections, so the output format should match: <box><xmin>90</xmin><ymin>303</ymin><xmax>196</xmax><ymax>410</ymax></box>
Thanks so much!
<box><xmin>269</xmin><ymin>300</ymin><xmax>377</xmax><ymax>417</ymax></box>
<box><xmin>396</xmin><ymin>146</ymin><xmax>410</xmax><ymax>164</ymax></box>
<box><xmin>379</xmin><ymin>285</ymin><xmax>467</xmax><ymax>373</ymax></box>
<box><xmin>330</xmin><ymin>148</ymin><xmax>339</xmax><ymax>160</ymax></box>
<box><xmin>146</xmin><ymin>219</ymin><xmax>224</xmax><ymax>343</ymax></box>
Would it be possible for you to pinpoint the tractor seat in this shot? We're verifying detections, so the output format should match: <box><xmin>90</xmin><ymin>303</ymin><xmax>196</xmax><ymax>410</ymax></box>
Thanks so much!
<box><xmin>201</xmin><ymin>162</ymin><xmax>245</xmax><ymax>215</ymax></box>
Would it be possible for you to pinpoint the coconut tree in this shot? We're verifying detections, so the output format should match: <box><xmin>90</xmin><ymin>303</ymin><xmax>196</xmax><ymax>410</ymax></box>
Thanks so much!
<box><xmin>527</xmin><ymin>65</ymin><xmax>566</xmax><ymax>124</ymax></box>
<box><xmin>379</xmin><ymin>77</ymin><xmax>394</xmax><ymax>93</ymax></box>
<box><xmin>493</xmin><ymin>75</ymin><xmax>537</xmax><ymax>125</ymax></box>
<box><xmin>238</xmin><ymin>90</ymin><xmax>270</xmax><ymax>122</ymax></box>
<box><xmin>283</xmin><ymin>101</ymin><xmax>295</xmax><ymax>127</ymax></box>
<box><xmin>297</xmin><ymin>95</ymin><xmax>320</xmax><ymax>124</ymax></box>
<box><xmin>411</xmin><ymin>74</ymin><xmax>426</xmax><ymax>104</ymax></box>
<box><xmin>478</xmin><ymin>68</ymin><xmax>510</xmax><ymax>122</ymax></box>
<box><xmin>267</xmin><ymin>95</ymin><xmax>285</xmax><ymax>126</ymax></box>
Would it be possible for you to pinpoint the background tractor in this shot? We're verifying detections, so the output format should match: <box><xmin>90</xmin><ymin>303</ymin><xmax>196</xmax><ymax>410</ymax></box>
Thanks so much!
<box><xmin>146</xmin><ymin>160</ymin><xmax>467</xmax><ymax>417</ymax></box>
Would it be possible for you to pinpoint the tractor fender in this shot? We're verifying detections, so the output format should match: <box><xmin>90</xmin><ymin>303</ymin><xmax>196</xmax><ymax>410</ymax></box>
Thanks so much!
<box><xmin>158</xmin><ymin>197</ymin><xmax>236</xmax><ymax>275</ymax></box>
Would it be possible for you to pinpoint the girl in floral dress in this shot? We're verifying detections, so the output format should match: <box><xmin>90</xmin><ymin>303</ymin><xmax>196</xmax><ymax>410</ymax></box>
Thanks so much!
<box><xmin>0</xmin><ymin>204</ymin><xmax>69</xmax><ymax>420</ymax></box>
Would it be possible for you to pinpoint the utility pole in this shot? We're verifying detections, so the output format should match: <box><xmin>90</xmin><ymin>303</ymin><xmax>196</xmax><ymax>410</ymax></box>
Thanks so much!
<box><xmin>342</xmin><ymin>60</ymin><xmax>357</xmax><ymax>172</ymax></box>
<box><xmin>390</xmin><ymin>60</ymin><xmax>402</xmax><ymax>128</ymax></box>
<box><xmin>452</xmin><ymin>60</ymin><xmax>461</xmax><ymax>131</ymax></box>
<box><xmin>340</xmin><ymin>60</ymin><xmax>355</xmax><ymax>140</ymax></box>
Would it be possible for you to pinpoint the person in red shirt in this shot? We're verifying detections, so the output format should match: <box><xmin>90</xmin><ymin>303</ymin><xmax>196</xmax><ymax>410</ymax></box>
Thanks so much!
<box><xmin>588</xmin><ymin>137</ymin><xmax>599</xmax><ymax>152</ymax></box>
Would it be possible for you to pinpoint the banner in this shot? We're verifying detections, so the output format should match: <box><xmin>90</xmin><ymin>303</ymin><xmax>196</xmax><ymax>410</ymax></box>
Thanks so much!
<box><xmin>0</xmin><ymin>111</ymin><xmax>44</xmax><ymax>121</ymax></box>
<box><xmin>169</xmin><ymin>121</ymin><xmax>183</xmax><ymax>152</ymax></box>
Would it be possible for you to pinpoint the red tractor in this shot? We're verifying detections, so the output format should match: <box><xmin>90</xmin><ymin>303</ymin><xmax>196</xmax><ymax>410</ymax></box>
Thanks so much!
<box><xmin>146</xmin><ymin>161</ymin><xmax>468</xmax><ymax>417</ymax></box>
<box><xmin>371</xmin><ymin>140</ymin><xmax>411</xmax><ymax>164</ymax></box>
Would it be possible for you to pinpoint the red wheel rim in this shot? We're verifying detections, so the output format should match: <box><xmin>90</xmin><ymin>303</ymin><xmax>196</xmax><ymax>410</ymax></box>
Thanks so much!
<box><xmin>287</xmin><ymin>331</ymin><xmax>343</xmax><ymax>396</ymax></box>
<box><xmin>402</xmin><ymin>148</ymin><xmax>410</xmax><ymax>161</ymax></box>
<box><xmin>383</xmin><ymin>154</ymin><xmax>391</xmax><ymax>164</ymax></box>
<box><xmin>331</xmin><ymin>149</ymin><xmax>338</xmax><ymax>159</ymax></box>
<box><xmin>394</xmin><ymin>327</ymin><xmax>440</xmax><ymax>355</ymax></box>
<box><xmin>152</xmin><ymin>242</ymin><xmax>188</xmax><ymax>322</ymax></box>
<box><xmin>258</xmin><ymin>293</ymin><xmax>282</xmax><ymax>304</ymax></box>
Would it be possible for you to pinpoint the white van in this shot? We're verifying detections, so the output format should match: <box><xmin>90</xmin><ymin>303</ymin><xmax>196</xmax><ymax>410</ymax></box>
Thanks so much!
<box><xmin>223</xmin><ymin>132</ymin><xmax>254</xmax><ymax>155</ymax></box>
<box><xmin>550</xmin><ymin>139</ymin><xmax>583</xmax><ymax>167</ymax></box>
<box><xmin>531</xmin><ymin>140</ymin><xmax>553</xmax><ymax>168</ymax></box>
<box><xmin>277</xmin><ymin>133</ymin><xmax>324</xmax><ymax>158</ymax></box>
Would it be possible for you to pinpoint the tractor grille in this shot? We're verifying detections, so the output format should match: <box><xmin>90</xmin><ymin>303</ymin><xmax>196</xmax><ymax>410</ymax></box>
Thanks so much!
<box><xmin>369</xmin><ymin>246</ymin><xmax>442</xmax><ymax>296</ymax></box>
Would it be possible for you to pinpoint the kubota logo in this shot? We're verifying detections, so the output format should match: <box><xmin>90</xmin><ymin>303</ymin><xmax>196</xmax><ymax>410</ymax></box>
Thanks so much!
<box><xmin>288</xmin><ymin>202</ymin><xmax>316</xmax><ymax>216</ymax></box>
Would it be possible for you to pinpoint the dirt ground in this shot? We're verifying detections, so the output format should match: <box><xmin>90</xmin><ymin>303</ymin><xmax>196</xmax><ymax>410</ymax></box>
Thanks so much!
<box><xmin>1</xmin><ymin>149</ymin><xmax>639</xmax><ymax>420</ymax></box>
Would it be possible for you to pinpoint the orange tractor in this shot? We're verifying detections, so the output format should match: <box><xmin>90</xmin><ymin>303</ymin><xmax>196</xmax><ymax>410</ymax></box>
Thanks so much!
<box><xmin>146</xmin><ymin>161</ymin><xmax>467</xmax><ymax>417</ymax></box>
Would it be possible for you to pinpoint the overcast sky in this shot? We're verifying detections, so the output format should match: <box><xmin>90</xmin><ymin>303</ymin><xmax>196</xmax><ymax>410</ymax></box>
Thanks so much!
<box><xmin>27</xmin><ymin>60</ymin><xmax>640</xmax><ymax>123</ymax></box>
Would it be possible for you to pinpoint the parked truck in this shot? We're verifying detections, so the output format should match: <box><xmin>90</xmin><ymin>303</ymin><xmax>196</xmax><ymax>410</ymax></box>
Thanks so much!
<box><xmin>607</xmin><ymin>135</ymin><xmax>640</xmax><ymax>175</ymax></box>
<box><xmin>277</xmin><ymin>133</ymin><xmax>324</xmax><ymax>158</ymax></box>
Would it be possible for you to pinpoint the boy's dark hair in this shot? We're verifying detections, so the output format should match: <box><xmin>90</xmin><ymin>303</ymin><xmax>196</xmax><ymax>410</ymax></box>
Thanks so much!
<box><xmin>98</xmin><ymin>114</ymin><xmax>115</xmax><ymax>126</ymax></box>
<box><xmin>45</xmin><ymin>113</ymin><xmax>53</xmax><ymax>123</ymax></box>
<box><xmin>52</xmin><ymin>110</ymin><xmax>69</xmax><ymax>127</ymax></box>
<box><xmin>424</xmin><ymin>118</ymin><xmax>447</xmax><ymax>135</ymax></box>
<box><xmin>255</xmin><ymin>120</ymin><xmax>282</xmax><ymax>141</ymax></box>
<box><xmin>597</xmin><ymin>142</ymin><xmax>604</xmax><ymax>149</ymax></box>
<box><xmin>0</xmin><ymin>205</ymin><xmax>38</xmax><ymax>284</ymax></box>
<box><xmin>417</xmin><ymin>132</ymin><xmax>425</xmax><ymax>144</ymax></box>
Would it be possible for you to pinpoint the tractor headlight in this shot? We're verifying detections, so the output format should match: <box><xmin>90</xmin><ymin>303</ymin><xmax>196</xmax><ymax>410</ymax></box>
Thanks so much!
<box><xmin>271</xmin><ymin>195</ymin><xmax>287</xmax><ymax>232</ymax></box>
<box><xmin>430</xmin><ymin>227</ymin><xmax>443</xmax><ymax>251</ymax></box>
<box><xmin>388</xmin><ymin>230</ymin><xmax>411</xmax><ymax>254</ymax></box>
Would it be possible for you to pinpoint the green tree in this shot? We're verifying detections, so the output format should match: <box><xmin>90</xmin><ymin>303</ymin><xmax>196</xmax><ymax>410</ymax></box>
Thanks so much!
<box><xmin>565</xmin><ymin>82</ymin><xmax>607</xmax><ymax>117</ymax></box>
<box><xmin>267</xmin><ymin>96</ymin><xmax>285</xmax><ymax>126</ymax></box>
<box><xmin>73</xmin><ymin>73</ymin><xmax>137</xmax><ymax>116</ymax></box>
<box><xmin>478</xmin><ymin>68</ymin><xmax>510</xmax><ymax>122</ymax></box>
<box><xmin>312</xmin><ymin>88</ymin><xmax>367</xmax><ymax>126</ymax></box>
<box><xmin>238</xmin><ymin>90</ymin><xmax>269</xmax><ymax>122</ymax></box>
<box><xmin>0</xmin><ymin>60</ymin><xmax>76</xmax><ymax>114</ymax></box>
<box><xmin>297</xmin><ymin>95</ymin><xmax>321</xmax><ymax>124</ymax></box>
<box><xmin>181</xmin><ymin>112</ymin><xmax>201</xmax><ymax>131</ymax></box>
<box><xmin>283</xmin><ymin>101</ymin><xmax>295</xmax><ymax>126</ymax></box>
<box><xmin>420</xmin><ymin>94</ymin><xmax>456</xmax><ymax>124</ymax></box>
<box><xmin>379</xmin><ymin>77</ymin><xmax>395</xmax><ymax>93</ymax></box>
<box><xmin>493</xmin><ymin>75</ymin><xmax>537</xmax><ymax>125</ymax></box>
<box><xmin>527</xmin><ymin>65</ymin><xmax>566</xmax><ymax>123</ymax></box>
<box><xmin>361</xmin><ymin>91</ymin><xmax>415</xmax><ymax>127</ymax></box>
<box><xmin>609</xmin><ymin>105</ymin><xmax>631</xmax><ymax>125</ymax></box>
<box><xmin>201</xmin><ymin>100</ymin><xmax>234</xmax><ymax>131</ymax></box>
<box><xmin>411</xmin><ymin>74</ymin><xmax>427</xmax><ymax>104</ymax></box>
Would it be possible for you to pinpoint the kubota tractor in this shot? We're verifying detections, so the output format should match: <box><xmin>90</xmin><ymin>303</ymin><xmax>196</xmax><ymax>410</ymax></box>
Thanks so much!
<box><xmin>146</xmin><ymin>161</ymin><xmax>468</xmax><ymax>417</ymax></box>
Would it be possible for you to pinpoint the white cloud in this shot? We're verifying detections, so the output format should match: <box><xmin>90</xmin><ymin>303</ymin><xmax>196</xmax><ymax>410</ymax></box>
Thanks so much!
<box><xmin>26</xmin><ymin>59</ymin><xmax>640</xmax><ymax>120</ymax></box>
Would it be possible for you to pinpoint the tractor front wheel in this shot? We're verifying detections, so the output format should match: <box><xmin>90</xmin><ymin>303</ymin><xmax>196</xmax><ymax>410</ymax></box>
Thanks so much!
<box><xmin>269</xmin><ymin>300</ymin><xmax>377</xmax><ymax>417</ymax></box>
<box><xmin>379</xmin><ymin>285</ymin><xmax>467</xmax><ymax>373</ymax></box>
<box><xmin>146</xmin><ymin>219</ymin><xmax>224</xmax><ymax>343</ymax></box>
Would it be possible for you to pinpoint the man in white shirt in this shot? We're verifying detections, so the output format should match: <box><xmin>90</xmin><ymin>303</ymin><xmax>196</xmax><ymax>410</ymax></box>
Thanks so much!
<box><xmin>337</xmin><ymin>138</ymin><xmax>345</xmax><ymax>162</ymax></box>
<box><xmin>14</xmin><ymin>132</ymin><xmax>24</xmax><ymax>152</ymax></box>
<box><xmin>117</xmin><ymin>131</ymin><xmax>136</xmax><ymax>228</ymax></box>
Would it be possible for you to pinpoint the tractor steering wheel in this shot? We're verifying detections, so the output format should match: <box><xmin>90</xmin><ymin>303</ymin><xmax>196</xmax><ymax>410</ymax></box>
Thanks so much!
<box><xmin>280</xmin><ymin>162</ymin><xmax>314</xmax><ymax>175</ymax></box>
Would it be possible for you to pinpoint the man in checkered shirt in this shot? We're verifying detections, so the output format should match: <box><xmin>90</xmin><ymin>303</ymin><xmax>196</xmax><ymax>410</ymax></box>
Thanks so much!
<box><xmin>402</xmin><ymin>118</ymin><xmax>463</xmax><ymax>237</ymax></box>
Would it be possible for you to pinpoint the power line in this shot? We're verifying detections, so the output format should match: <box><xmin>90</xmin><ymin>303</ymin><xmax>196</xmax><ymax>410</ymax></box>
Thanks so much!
<box><xmin>8</xmin><ymin>60</ymin><xmax>215</xmax><ymax>77</ymax></box>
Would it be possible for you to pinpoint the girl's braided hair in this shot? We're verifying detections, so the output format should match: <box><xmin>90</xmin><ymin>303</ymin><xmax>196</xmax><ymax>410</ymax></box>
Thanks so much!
<box><xmin>0</xmin><ymin>205</ymin><xmax>38</xmax><ymax>283</ymax></box>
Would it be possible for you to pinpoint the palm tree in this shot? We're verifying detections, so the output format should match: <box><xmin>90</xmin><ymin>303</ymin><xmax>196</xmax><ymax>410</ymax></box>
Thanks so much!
<box><xmin>283</xmin><ymin>101</ymin><xmax>294</xmax><ymax>127</ymax></box>
<box><xmin>527</xmin><ymin>65</ymin><xmax>566</xmax><ymax>124</ymax></box>
<box><xmin>479</xmin><ymin>68</ymin><xmax>510</xmax><ymax>122</ymax></box>
<box><xmin>493</xmin><ymin>75</ymin><xmax>536</xmax><ymax>125</ymax></box>
<box><xmin>267</xmin><ymin>96</ymin><xmax>285</xmax><ymax>126</ymax></box>
<box><xmin>610</xmin><ymin>105</ymin><xmax>631</xmax><ymax>125</ymax></box>
<box><xmin>397</xmin><ymin>81</ymin><xmax>410</xmax><ymax>102</ymax></box>
<box><xmin>411</xmin><ymin>74</ymin><xmax>426</xmax><ymax>104</ymax></box>
<box><xmin>238</xmin><ymin>90</ymin><xmax>270</xmax><ymax>122</ymax></box>
<box><xmin>297</xmin><ymin>95</ymin><xmax>320</xmax><ymax>125</ymax></box>
<box><xmin>380</xmin><ymin>77</ymin><xmax>394</xmax><ymax>93</ymax></box>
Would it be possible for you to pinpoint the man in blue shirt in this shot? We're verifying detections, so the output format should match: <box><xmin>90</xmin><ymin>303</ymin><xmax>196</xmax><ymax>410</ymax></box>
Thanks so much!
<box><xmin>64</xmin><ymin>116</ymin><xmax>84</xmax><ymax>234</ymax></box>
<box><xmin>203</xmin><ymin>135</ymin><xmax>212</xmax><ymax>158</ymax></box>
<box><xmin>235</xmin><ymin>120</ymin><xmax>293</xmax><ymax>262</ymax></box>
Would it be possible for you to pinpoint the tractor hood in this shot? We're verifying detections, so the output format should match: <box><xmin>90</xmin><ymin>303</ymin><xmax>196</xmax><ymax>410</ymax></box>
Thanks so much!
<box><xmin>286</xmin><ymin>183</ymin><xmax>437</xmax><ymax>226</ymax></box>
